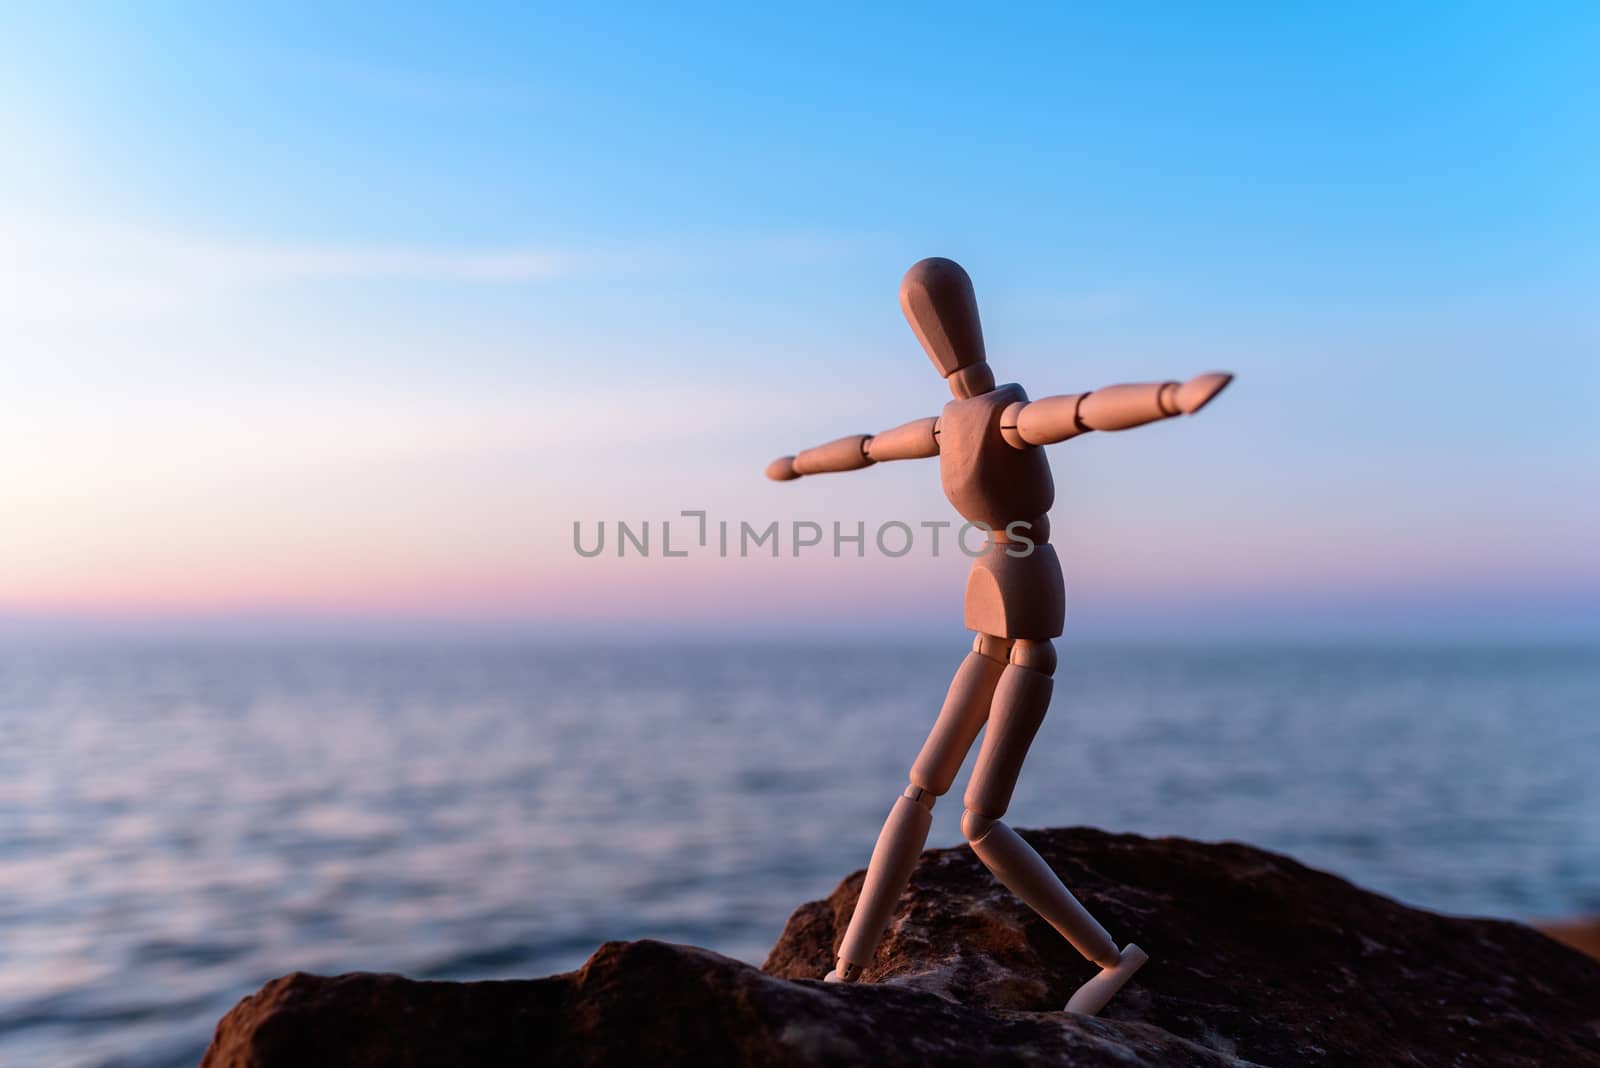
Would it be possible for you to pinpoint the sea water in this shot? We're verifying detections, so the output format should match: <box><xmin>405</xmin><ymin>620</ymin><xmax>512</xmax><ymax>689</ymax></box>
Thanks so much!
<box><xmin>1</xmin><ymin>641</ymin><xmax>1596</xmax><ymax>1067</ymax></box>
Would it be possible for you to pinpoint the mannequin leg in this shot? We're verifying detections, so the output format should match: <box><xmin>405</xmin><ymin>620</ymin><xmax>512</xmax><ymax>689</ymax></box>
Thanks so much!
<box><xmin>827</xmin><ymin>633</ymin><xmax>1012</xmax><ymax>981</ymax></box>
<box><xmin>960</xmin><ymin>638</ymin><xmax>1148</xmax><ymax>1015</ymax></box>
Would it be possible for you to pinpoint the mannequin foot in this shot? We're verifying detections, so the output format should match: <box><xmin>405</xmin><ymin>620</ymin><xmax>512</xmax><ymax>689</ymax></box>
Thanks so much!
<box><xmin>1064</xmin><ymin>943</ymin><xmax>1148</xmax><ymax>1015</ymax></box>
<box><xmin>824</xmin><ymin>959</ymin><xmax>862</xmax><ymax>983</ymax></box>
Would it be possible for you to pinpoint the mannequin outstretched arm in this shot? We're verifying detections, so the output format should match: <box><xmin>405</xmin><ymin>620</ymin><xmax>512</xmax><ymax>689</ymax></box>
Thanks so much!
<box><xmin>1001</xmin><ymin>372</ymin><xmax>1232</xmax><ymax>448</ymax></box>
<box><xmin>766</xmin><ymin>416</ymin><xmax>939</xmax><ymax>481</ymax></box>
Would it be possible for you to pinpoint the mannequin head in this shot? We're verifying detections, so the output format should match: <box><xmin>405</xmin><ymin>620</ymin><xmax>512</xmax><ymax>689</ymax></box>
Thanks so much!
<box><xmin>900</xmin><ymin>257</ymin><xmax>995</xmax><ymax>398</ymax></box>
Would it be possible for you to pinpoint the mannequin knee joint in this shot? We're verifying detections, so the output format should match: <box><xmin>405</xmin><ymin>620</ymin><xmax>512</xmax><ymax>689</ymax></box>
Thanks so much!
<box><xmin>961</xmin><ymin>809</ymin><xmax>996</xmax><ymax>842</ymax></box>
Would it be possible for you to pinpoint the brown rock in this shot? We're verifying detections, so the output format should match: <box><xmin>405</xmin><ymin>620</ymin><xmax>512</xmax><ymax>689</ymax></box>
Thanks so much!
<box><xmin>1537</xmin><ymin>917</ymin><xmax>1600</xmax><ymax>962</ymax></box>
<box><xmin>204</xmin><ymin>829</ymin><xmax>1600</xmax><ymax>1067</ymax></box>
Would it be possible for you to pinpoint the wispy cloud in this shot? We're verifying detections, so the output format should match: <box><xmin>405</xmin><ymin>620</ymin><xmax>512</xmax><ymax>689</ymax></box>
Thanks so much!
<box><xmin>0</xmin><ymin>215</ymin><xmax>860</xmax><ymax>324</ymax></box>
<box><xmin>169</xmin><ymin>240</ymin><xmax>585</xmax><ymax>283</ymax></box>
<box><xmin>0</xmin><ymin>215</ymin><xmax>606</xmax><ymax>323</ymax></box>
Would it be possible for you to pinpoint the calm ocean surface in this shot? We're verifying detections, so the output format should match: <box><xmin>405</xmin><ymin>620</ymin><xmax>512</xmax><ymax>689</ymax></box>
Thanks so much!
<box><xmin>1</xmin><ymin>641</ymin><xmax>1596</xmax><ymax>1067</ymax></box>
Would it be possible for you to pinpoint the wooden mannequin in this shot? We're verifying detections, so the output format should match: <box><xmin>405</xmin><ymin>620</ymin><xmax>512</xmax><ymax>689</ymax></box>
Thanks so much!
<box><xmin>766</xmin><ymin>257</ymin><xmax>1232</xmax><ymax>1015</ymax></box>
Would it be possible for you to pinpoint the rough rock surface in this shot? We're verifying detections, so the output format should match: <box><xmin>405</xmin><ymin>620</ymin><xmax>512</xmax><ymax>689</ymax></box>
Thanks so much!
<box><xmin>203</xmin><ymin>829</ymin><xmax>1600</xmax><ymax>1067</ymax></box>
<box><xmin>1539</xmin><ymin>917</ymin><xmax>1600</xmax><ymax>962</ymax></box>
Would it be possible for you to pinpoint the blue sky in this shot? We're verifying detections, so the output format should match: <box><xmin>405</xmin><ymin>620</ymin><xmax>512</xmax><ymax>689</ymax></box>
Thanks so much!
<box><xmin>1</xmin><ymin>3</ymin><xmax>1596</xmax><ymax>639</ymax></box>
